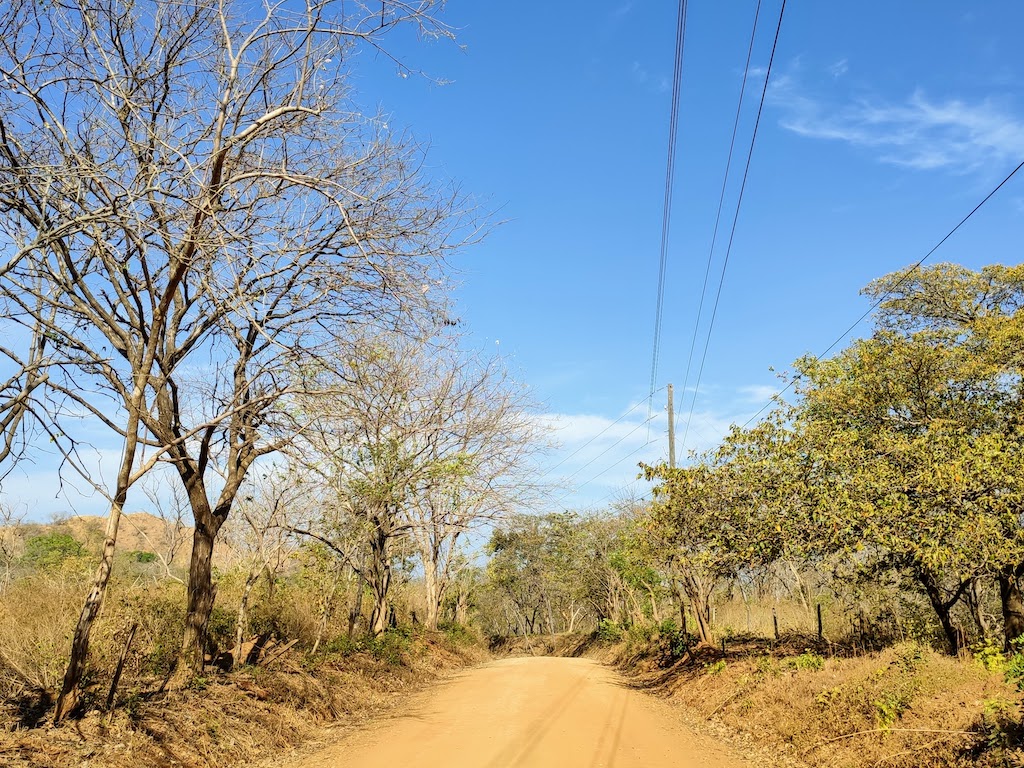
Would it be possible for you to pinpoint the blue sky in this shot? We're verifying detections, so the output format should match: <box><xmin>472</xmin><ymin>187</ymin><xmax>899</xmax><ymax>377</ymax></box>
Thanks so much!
<box><xmin>346</xmin><ymin>1</ymin><xmax>1024</xmax><ymax>509</ymax></box>
<box><xmin>6</xmin><ymin>1</ymin><xmax>1024</xmax><ymax>520</ymax></box>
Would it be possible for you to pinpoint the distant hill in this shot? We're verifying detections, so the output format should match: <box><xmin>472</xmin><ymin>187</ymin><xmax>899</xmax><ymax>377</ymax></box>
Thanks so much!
<box><xmin>11</xmin><ymin>511</ymin><xmax>239</xmax><ymax>568</ymax></box>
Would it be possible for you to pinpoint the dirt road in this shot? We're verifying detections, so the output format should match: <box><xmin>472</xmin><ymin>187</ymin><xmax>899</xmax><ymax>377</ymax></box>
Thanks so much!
<box><xmin>281</xmin><ymin>657</ymin><xmax>752</xmax><ymax>768</ymax></box>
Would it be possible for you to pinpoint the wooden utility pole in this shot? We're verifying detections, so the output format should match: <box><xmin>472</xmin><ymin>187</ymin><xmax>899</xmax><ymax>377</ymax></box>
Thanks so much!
<box><xmin>667</xmin><ymin>383</ymin><xmax>676</xmax><ymax>469</ymax></box>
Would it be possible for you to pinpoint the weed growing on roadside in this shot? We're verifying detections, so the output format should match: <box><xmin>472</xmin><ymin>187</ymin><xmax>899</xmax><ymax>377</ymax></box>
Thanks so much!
<box><xmin>704</xmin><ymin>660</ymin><xmax>726</xmax><ymax>675</ymax></box>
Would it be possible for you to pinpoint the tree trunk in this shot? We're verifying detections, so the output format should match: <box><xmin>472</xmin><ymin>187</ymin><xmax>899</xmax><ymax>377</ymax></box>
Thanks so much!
<box><xmin>55</xmin><ymin>413</ymin><xmax>143</xmax><ymax>722</ymax></box>
<box><xmin>966</xmin><ymin>576</ymin><xmax>990</xmax><ymax>642</ymax></box>
<box><xmin>917</xmin><ymin>567</ymin><xmax>961</xmax><ymax>655</ymax></box>
<box><xmin>181</xmin><ymin>518</ymin><xmax>221</xmax><ymax>674</ymax></box>
<box><xmin>645</xmin><ymin>583</ymin><xmax>661</xmax><ymax>624</ymax></box>
<box><xmin>367</xmin><ymin>522</ymin><xmax>393</xmax><ymax>635</ymax></box>
<box><xmin>311</xmin><ymin>565</ymin><xmax>342</xmax><ymax>655</ymax></box>
<box><xmin>347</xmin><ymin>577</ymin><xmax>364</xmax><ymax>639</ymax></box>
<box><xmin>999</xmin><ymin>565</ymin><xmax>1024</xmax><ymax>650</ymax></box>
<box><xmin>54</xmin><ymin>497</ymin><xmax>127</xmax><ymax>722</ymax></box>
<box><xmin>681</xmin><ymin>572</ymin><xmax>712</xmax><ymax>644</ymax></box>
<box><xmin>423</xmin><ymin>557</ymin><xmax>442</xmax><ymax>631</ymax></box>
<box><xmin>232</xmin><ymin>560</ymin><xmax>262</xmax><ymax>667</ymax></box>
<box><xmin>455</xmin><ymin>587</ymin><xmax>469</xmax><ymax>625</ymax></box>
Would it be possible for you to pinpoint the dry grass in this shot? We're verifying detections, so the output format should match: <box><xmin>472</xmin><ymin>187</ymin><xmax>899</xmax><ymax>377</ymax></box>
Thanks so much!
<box><xmin>0</xmin><ymin>629</ymin><xmax>487</xmax><ymax>767</ymax></box>
<box><xmin>610</xmin><ymin>636</ymin><xmax>1023</xmax><ymax>768</ymax></box>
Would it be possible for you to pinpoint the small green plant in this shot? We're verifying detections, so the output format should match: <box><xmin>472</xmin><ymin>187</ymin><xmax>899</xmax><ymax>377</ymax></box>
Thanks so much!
<box><xmin>754</xmin><ymin>653</ymin><xmax>778</xmax><ymax>676</ymax></box>
<box><xmin>980</xmin><ymin>697</ymin><xmax>1015</xmax><ymax>751</ymax></box>
<box><xmin>595</xmin><ymin>619</ymin><xmax>622</xmax><ymax>642</ymax></box>
<box><xmin>815</xmin><ymin>686</ymin><xmax>842</xmax><ymax>708</ymax></box>
<box><xmin>1004</xmin><ymin>653</ymin><xmax>1024</xmax><ymax>691</ymax></box>
<box><xmin>703</xmin><ymin>659</ymin><xmax>726</xmax><ymax>675</ymax></box>
<box><xmin>974</xmin><ymin>638</ymin><xmax>1009</xmax><ymax>673</ymax></box>
<box><xmin>187</xmin><ymin>675</ymin><xmax>211</xmax><ymax>692</ymax></box>
<box><xmin>368</xmin><ymin>626</ymin><xmax>413</xmax><ymax>665</ymax></box>
<box><xmin>891</xmin><ymin>642</ymin><xmax>924</xmax><ymax>672</ymax></box>
<box><xmin>873</xmin><ymin>689</ymin><xmax>911</xmax><ymax>728</ymax></box>
<box><xmin>787</xmin><ymin>651</ymin><xmax>825</xmax><ymax>672</ymax></box>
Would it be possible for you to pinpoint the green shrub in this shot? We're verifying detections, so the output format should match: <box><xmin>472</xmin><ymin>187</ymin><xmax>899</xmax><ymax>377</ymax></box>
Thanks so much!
<box><xmin>368</xmin><ymin>626</ymin><xmax>413</xmax><ymax>665</ymax></box>
<box><xmin>439</xmin><ymin>621</ymin><xmax>476</xmax><ymax>646</ymax></box>
<box><xmin>595</xmin><ymin>619</ymin><xmax>622</xmax><ymax>641</ymax></box>
<box><xmin>703</xmin><ymin>659</ymin><xmax>726</xmax><ymax>675</ymax></box>
<box><xmin>787</xmin><ymin>651</ymin><xmax>825</xmax><ymax>672</ymax></box>
<box><xmin>1004</xmin><ymin>653</ymin><xmax>1024</xmax><ymax>691</ymax></box>
<box><xmin>973</xmin><ymin>638</ymin><xmax>1008</xmax><ymax>673</ymax></box>
<box><xmin>22</xmin><ymin>533</ymin><xmax>83</xmax><ymax>570</ymax></box>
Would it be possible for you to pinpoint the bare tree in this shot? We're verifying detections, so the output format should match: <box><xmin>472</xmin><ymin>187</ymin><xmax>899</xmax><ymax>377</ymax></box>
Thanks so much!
<box><xmin>222</xmin><ymin>472</ymin><xmax>299</xmax><ymax>667</ymax></box>
<box><xmin>405</xmin><ymin>350</ymin><xmax>546</xmax><ymax>630</ymax></box>
<box><xmin>138</xmin><ymin>479</ymin><xmax>193</xmax><ymax>584</ymax></box>
<box><xmin>293</xmin><ymin>336</ymin><xmax>545</xmax><ymax>633</ymax></box>
<box><xmin>0</xmin><ymin>0</ymin><xmax>467</xmax><ymax>716</ymax></box>
<box><xmin>0</xmin><ymin>502</ymin><xmax>25</xmax><ymax>590</ymax></box>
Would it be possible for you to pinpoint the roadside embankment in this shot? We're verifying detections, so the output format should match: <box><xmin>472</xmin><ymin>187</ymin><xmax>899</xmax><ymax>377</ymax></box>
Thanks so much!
<box><xmin>553</xmin><ymin>629</ymin><xmax>1024</xmax><ymax>768</ymax></box>
<box><xmin>0</xmin><ymin>628</ymin><xmax>487</xmax><ymax>768</ymax></box>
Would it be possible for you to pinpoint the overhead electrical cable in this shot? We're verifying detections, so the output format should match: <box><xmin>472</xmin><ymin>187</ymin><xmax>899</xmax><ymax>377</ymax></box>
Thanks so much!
<box><xmin>676</xmin><ymin>0</ymin><xmax>763</xmax><ymax>441</ymax></box>
<box><xmin>550</xmin><ymin>436</ymin><xmax>657</xmax><ymax>510</ymax></box>
<box><xmin>560</xmin><ymin>413</ymin><xmax>658</xmax><ymax>487</ymax></box>
<box><xmin>541</xmin><ymin>386</ymin><xmax>664</xmax><ymax>478</ymax></box>
<box><xmin>680</xmin><ymin>0</ymin><xmax>787</xmax><ymax>451</ymax></box>
<box><xmin>647</xmin><ymin>0</ymin><xmax>688</xmax><ymax>419</ymax></box>
<box><xmin>741</xmin><ymin>155</ymin><xmax>1024</xmax><ymax>430</ymax></box>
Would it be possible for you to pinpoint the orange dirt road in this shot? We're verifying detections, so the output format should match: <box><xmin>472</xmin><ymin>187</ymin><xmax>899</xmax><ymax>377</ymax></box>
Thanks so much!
<box><xmin>282</xmin><ymin>657</ymin><xmax>753</xmax><ymax>768</ymax></box>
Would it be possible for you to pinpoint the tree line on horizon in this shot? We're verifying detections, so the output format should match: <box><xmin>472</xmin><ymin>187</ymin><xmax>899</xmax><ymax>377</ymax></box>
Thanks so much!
<box><xmin>481</xmin><ymin>263</ymin><xmax>1024</xmax><ymax>659</ymax></box>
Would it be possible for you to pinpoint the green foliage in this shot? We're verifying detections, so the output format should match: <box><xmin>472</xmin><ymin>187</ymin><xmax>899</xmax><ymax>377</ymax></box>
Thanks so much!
<box><xmin>873</xmin><ymin>689</ymin><xmax>912</xmax><ymax>728</ymax></box>
<box><xmin>21</xmin><ymin>532</ymin><xmax>84</xmax><ymax>569</ymax></box>
<box><xmin>703</xmin><ymin>659</ymin><xmax>726</xmax><ymax>675</ymax></box>
<box><xmin>786</xmin><ymin>651</ymin><xmax>825</xmax><ymax>672</ymax></box>
<box><xmin>439</xmin><ymin>621</ymin><xmax>476</xmax><ymax>646</ymax></box>
<box><xmin>641</xmin><ymin>264</ymin><xmax>1024</xmax><ymax>652</ymax></box>
<box><xmin>1004</xmin><ymin>653</ymin><xmax>1024</xmax><ymax>691</ymax></box>
<box><xmin>979</xmin><ymin>697</ymin><xmax>1018</xmax><ymax>752</ymax></box>
<box><xmin>595</xmin><ymin>619</ymin><xmax>622</xmax><ymax>641</ymax></box>
<box><xmin>129</xmin><ymin>551</ymin><xmax>157</xmax><ymax>563</ymax></box>
<box><xmin>973</xmin><ymin>638</ymin><xmax>1009</xmax><ymax>673</ymax></box>
<box><xmin>368</xmin><ymin>626</ymin><xmax>413</xmax><ymax>665</ymax></box>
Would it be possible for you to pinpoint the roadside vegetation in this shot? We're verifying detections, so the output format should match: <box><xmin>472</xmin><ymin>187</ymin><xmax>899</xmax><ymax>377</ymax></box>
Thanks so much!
<box><xmin>476</xmin><ymin>263</ymin><xmax>1024</xmax><ymax>767</ymax></box>
<box><xmin>0</xmin><ymin>0</ymin><xmax>1021</xmax><ymax>764</ymax></box>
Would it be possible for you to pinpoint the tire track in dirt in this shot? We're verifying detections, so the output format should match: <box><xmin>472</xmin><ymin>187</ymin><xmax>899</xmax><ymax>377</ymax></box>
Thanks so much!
<box><xmin>276</xmin><ymin>656</ymin><xmax>761</xmax><ymax>768</ymax></box>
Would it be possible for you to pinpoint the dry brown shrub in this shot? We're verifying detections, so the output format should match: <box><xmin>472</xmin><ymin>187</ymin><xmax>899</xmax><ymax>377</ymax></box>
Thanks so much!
<box><xmin>620</xmin><ymin>640</ymin><xmax>1021</xmax><ymax>768</ymax></box>
<box><xmin>0</xmin><ymin>627</ymin><xmax>485</xmax><ymax>767</ymax></box>
<box><xmin>0</xmin><ymin>577</ymin><xmax>82</xmax><ymax>694</ymax></box>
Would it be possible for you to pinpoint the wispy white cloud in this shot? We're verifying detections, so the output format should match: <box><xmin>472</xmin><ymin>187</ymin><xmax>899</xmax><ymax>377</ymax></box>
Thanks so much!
<box><xmin>771</xmin><ymin>74</ymin><xmax>1024</xmax><ymax>173</ymax></box>
<box><xmin>631</xmin><ymin>61</ymin><xmax>670</xmax><ymax>94</ymax></box>
<box><xmin>631</xmin><ymin>60</ymin><xmax>650</xmax><ymax>86</ymax></box>
<box><xmin>736</xmin><ymin>383</ymin><xmax>780</xmax><ymax>404</ymax></box>
<box><xmin>537</xmin><ymin>385</ymin><xmax>776</xmax><ymax>511</ymax></box>
<box><xmin>828</xmin><ymin>58</ymin><xmax>849</xmax><ymax>79</ymax></box>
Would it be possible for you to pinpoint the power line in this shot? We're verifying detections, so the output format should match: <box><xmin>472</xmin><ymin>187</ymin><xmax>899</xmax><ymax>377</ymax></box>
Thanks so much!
<box><xmin>741</xmin><ymin>155</ymin><xmax>1024</xmax><ymax>430</ymax></box>
<box><xmin>677</xmin><ymin>0</ymin><xmax>763</xmax><ymax>440</ymax></box>
<box><xmin>648</xmin><ymin>0</ymin><xmax>688</xmax><ymax>416</ymax></box>
<box><xmin>550</xmin><ymin>435</ymin><xmax>657</xmax><ymax>511</ymax></box>
<box><xmin>541</xmin><ymin>387</ymin><xmax>664</xmax><ymax>477</ymax></box>
<box><xmin>681</xmin><ymin>0</ymin><xmax>787</xmax><ymax>451</ymax></box>
<box><xmin>560</xmin><ymin>412</ymin><xmax>657</xmax><ymax>486</ymax></box>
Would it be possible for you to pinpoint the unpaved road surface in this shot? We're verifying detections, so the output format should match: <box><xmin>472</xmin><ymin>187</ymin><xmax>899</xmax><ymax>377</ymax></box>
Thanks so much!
<box><xmin>281</xmin><ymin>657</ymin><xmax>753</xmax><ymax>768</ymax></box>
